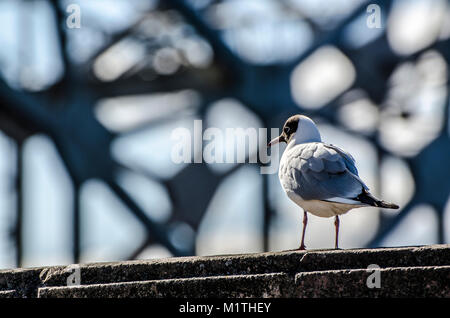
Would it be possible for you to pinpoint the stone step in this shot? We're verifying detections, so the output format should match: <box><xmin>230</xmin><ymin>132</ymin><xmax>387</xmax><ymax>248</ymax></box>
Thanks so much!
<box><xmin>37</xmin><ymin>244</ymin><xmax>450</xmax><ymax>287</ymax></box>
<box><xmin>1</xmin><ymin>244</ymin><xmax>449</xmax><ymax>297</ymax></box>
<box><xmin>294</xmin><ymin>265</ymin><xmax>450</xmax><ymax>297</ymax></box>
<box><xmin>0</xmin><ymin>267</ymin><xmax>44</xmax><ymax>297</ymax></box>
<box><xmin>37</xmin><ymin>273</ymin><xmax>291</xmax><ymax>298</ymax></box>
<box><xmin>0</xmin><ymin>290</ymin><xmax>17</xmax><ymax>298</ymax></box>
<box><xmin>37</xmin><ymin>265</ymin><xmax>450</xmax><ymax>298</ymax></box>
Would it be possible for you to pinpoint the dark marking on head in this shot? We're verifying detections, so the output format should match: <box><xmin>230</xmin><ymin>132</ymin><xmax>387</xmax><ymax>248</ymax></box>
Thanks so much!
<box><xmin>281</xmin><ymin>115</ymin><xmax>301</xmax><ymax>144</ymax></box>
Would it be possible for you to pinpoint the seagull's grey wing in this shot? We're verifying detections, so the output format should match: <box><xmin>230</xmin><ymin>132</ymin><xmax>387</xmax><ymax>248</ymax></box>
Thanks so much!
<box><xmin>324</xmin><ymin>143</ymin><xmax>359</xmax><ymax>175</ymax></box>
<box><xmin>285</xmin><ymin>143</ymin><xmax>369</xmax><ymax>204</ymax></box>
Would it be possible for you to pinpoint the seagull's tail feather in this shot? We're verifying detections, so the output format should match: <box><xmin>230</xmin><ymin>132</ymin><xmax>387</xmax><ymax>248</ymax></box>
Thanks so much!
<box><xmin>356</xmin><ymin>190</ymin><xmax>399</xmax><ymax>209</ymax></box>
<box><xmin>376</xmin><ymin>200</ymin><xmax>400</xmax><ymax>209</ymax></box>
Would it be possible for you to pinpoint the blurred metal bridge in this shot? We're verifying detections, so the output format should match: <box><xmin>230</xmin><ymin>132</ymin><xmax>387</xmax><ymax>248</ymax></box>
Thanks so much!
<box><xmin>0</xmin><ymin>0</ymin><xmax>449</xmax><ymax>267</ymax></box>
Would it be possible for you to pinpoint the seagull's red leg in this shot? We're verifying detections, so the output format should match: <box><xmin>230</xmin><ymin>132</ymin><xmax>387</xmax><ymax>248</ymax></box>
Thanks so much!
<box><xmin>334</xmin><ymin>215</ymin><xmax>340</xmax><ymax>249</ymax></box>
<box><xmin>298</xmin><ymin>210</ymin><xmax>308</xmax><ymax>250</ymax></box>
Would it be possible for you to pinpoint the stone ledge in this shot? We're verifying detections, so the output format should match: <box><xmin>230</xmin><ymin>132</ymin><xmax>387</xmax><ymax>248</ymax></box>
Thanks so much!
<box><xmin>38</xmin><ymin>273</ymin><xmax>292</xmax><ymax>298</ymax></box>
<box><xmin>37</xmin><ymin>244</ymin><xmax>450</xmax><ymax>287</ymax></box>
<box><xmin>0</xmin><ymin>268</ymin><xmax>43</xmax><ymax>297</ymax></box>
<box><xmin>1</xmin><ymin>244</ymin><xmax>449</xmax><ymax>298</ymax></box>
<box><xmin>36</xmin><ymin>265</ymin><xmax>450</xmax><ymax>298</ymax></box>
<box><xmin>294</xmin><ymin>266</ymin><xmax>450</xmax><ymax>297</ymax></box>
<box><xmin>0</xmin><ymin>290</ymin><xmax>17</xmax><ymax>298</ymax></box>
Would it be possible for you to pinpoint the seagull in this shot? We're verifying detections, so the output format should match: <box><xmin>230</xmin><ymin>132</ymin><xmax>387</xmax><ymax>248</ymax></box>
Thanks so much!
<box><xmin>268</xmin><ymin>115</ymin><xmax>399</xmax><ymax>250</ymax></box>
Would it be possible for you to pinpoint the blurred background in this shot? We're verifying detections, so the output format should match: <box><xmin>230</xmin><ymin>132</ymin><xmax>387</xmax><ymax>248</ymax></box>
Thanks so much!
<box><xmin>0</xmin><ymin>0</ymin><xmax>449</xmax><ymax>269</ymax></box>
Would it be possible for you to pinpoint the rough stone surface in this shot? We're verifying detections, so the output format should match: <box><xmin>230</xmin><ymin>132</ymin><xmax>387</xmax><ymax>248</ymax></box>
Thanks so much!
<box><xmin>0</xmin><ymin>268</ymin><xmax>43</xmax><ymax>297</ymax></box>
<box><xmin>38</xmin><ymin>273</ymin><xmax>292</xmax><ymax>298</ymax></box>
<box><xmin>36</xmin><ymin>245</ymin><xmax>450</xmax><ymax>287</ymax></box>
<box><xmin>294</xmin><ymin>266</ymin><xmax>450</xmax><ymax>297</ymax></box>
<box><xmin>1</xmin><ymin>244</ymin><xmax>449</xmax><ymax>298</ymax></box>
<box><xmin>0</xmin><ymin>290</ymin><xmax>17</xmax><ymax>298</ymax></box>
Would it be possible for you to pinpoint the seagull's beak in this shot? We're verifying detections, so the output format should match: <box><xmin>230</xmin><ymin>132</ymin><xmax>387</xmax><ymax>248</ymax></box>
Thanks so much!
<box><xmin>268</xmin><ymin>135</ymin><xmax>284</xmax><ymax>147</ymax></box>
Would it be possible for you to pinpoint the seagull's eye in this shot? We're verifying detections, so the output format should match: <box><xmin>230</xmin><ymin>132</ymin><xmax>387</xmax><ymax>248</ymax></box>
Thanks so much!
<box><xmin>283</xmin><ymin>126</ymin><xmax>290</xmax><ymax>134</ymax></box>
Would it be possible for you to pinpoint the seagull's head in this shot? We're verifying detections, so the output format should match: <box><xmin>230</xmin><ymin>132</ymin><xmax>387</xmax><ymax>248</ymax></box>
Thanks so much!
<box><xmin>268</xmin><ymin>115</ymin><xmax>321</xmax><ymax>147</ymax></box>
